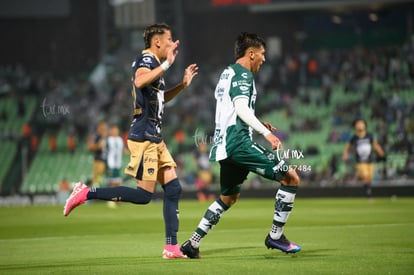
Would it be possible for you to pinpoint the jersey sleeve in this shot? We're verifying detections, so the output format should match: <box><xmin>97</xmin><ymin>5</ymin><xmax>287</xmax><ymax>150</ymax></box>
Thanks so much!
<box><xmin>234</xmin><ymin>97</ymin><xmax>271</xmax><ymax>136</ymax></box>
<box><xmin>131</xmin><ymin>54</ymin><xmax>158</xmax><ymax>75</ymax></box>
<box><xmin>229</xmin><ymin>71</ymin><xmax>253</xmax><ymax>102</ymax></box>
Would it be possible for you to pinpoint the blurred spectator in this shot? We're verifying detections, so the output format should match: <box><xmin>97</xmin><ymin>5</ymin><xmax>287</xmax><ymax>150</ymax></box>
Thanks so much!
<box><xmin>87</xmin><ymin>121</ymin><xmax>107</xmax><ymax>186</ymax></box>
<box><xmin>57</xmin><ymin>178</ymin><xmax>71</xmax><ymax>204</ymax></box>
<box><xmin>67</xmin><ymin>134</ymin><xmax>76</xmax><ymax>154</ymax></box>
<box><xmin>174</xmin><ymin>129</ymin><xmax>186</xmax><ymax>152</ymax></box>
<box><xmin>48</xmin><ymin>134</ymin><xmax>57</xmax><ymax>153</ymax></box>
<box><xmin>193</xmin><ymin>143</ymin><xmax>215</xmax><ymax>202</ymax></box>
<box><xmin>22</xmin><ymin>123</ymin><xmax>31</xmax><ymax>138</ymax></box>
<box><xmin>30</xmin><ymin>134</ymin><xmax>39</xmax><ymax>152</ymax></box>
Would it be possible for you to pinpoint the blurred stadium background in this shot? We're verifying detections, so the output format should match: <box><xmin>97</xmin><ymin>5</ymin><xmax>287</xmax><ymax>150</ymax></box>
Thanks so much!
<box><xmin>0</xmin><ymin>0</ymin><xmax>413</xmax><ymax>204</ymax></box>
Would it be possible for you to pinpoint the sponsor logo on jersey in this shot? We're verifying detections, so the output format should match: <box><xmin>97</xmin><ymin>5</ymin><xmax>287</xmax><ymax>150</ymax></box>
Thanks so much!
<box><xmin>232</xmin><ymin>80</ymin><xmax>251</xmax><ymax>88</ymax></box>
<box><xmin>144</xmin><ymin>156</ymin><xmax>157</xmax><ymax>163</ymax></box>
<box><xmin>143</xmin><ymin>57</ymin><xmax>152</xmax><ymax>63</ymax></box>
<box><xmin>220</xmin><ymin>73</ymin><xmax>230</xmax><ymax>80</ymax></box>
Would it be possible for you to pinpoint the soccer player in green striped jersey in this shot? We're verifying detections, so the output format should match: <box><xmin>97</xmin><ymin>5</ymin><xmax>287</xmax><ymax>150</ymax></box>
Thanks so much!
<box><xmin>181</xmin><ymin>32</ymin><xmax>301</xmax><ymax>258</ymax></box>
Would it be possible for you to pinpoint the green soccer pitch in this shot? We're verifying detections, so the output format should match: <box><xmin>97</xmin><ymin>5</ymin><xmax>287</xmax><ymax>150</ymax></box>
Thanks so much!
<box><xmin>0</xmin><ymin>197</ymin><xmax>413</xmax><ymax>274</ymax></box>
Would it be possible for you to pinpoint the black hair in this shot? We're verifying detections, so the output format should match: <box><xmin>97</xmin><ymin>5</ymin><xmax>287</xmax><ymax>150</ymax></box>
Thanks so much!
<box><xmin>143</xmin><ymin>23</ymin><xmax>171</xmax><ymax>49</ymax></box>
<box><xmin>234</xmin><ymin>32</ymin><xmax>266</xmax><ymax>60</ymax></box>
<box><xmin>352</xmin><ymin>118</ymin><xmax>367</xmax><ymax>128</ymax></box>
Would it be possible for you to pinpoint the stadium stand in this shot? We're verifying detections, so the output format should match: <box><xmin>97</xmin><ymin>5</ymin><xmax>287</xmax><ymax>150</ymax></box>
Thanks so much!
<box><xmin>20</xmin><ymin>129</ymin><xmax>92</xmax><ymax>194</ymax></box>
<box><xmin>0</xmin><ymin>94</ymin><xmax>37</xmax><ymax>193</ymax></box>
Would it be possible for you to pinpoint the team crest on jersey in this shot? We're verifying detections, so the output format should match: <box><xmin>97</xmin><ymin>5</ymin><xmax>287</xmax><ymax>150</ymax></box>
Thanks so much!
<box><xmin>239</xmin><ymin>85</ymin><xmax>249</xmax><ymax>91</ymax></box>
<box><xmin>266</xmin><ymin>152</ymin><xmax>275</xmax><ymax>161</ymax></box>
<box><xmin>241</xmin><ymin>72</ymin><xmax>248</xmax><ymax>78</ymax></box>
<box><xmin>147</xmin><ymin>168</ymin><xmax>155</xmax><ymax>175</ymax></box>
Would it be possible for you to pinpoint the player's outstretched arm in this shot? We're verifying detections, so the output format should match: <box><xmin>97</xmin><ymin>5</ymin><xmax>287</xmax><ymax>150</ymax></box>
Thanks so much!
<box><xmin>164</xmin><ymin>63</ymin><xmax>198</xmax><ymax>102</ymax></box>
<box><xmin>373</xmin><ymin>140</ymin><xmax>385</xmax><ymax>158</ymax></box>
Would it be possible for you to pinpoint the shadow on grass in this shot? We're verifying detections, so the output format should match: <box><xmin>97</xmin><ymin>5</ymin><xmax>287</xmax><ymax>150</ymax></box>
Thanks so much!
<box><xmin>199</xmin><ymin>246</ymin><xmax>337</xmax><ymax>260</ymax></box>
<box><xmin>263</xmin><ymin>248</ymin><xmax>338</xmax><ymax>259</ymax></box>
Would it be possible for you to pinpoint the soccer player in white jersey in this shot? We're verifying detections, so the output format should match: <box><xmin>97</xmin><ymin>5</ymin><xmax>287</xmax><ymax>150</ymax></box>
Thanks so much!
<box><xmin>106</xmin><ymin>125</ymin><xmax>124</xmax><ymax>187</ymax></box>
<box><xmin>181</xmin><ymin>32</ymin><xmax>301</xmax><ymax>258</ymax></box>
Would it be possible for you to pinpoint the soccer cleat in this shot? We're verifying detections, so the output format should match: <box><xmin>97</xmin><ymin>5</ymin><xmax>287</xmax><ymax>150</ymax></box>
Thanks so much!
<box><xmin>162</xmin><ymin>244</ymin><xmax>188</xmax><ymax>259</ymax></box>
<box><xmin>63</xmin><ymin>182</ymin><xmax>90</xmax><ymax>216</ymax></box>
<box><xmin>180</xmin><ymin>240</ymin><xmax>200</xmax><ymax>259</ymax></box>
<box><xmin>265</xmin><ymin>234</ymin><xmax>301</xmax><ymax>254</ymax></box>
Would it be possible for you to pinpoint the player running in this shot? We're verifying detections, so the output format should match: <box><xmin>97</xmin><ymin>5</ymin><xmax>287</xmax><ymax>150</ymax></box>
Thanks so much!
<box><xmin>342</xmin><ymin>118</ymin><xmax>385</xmax><ymax>199</ymax></box>
<box><xmin>64</xmin><ymin>23</ymin><xmax>198</xmax><ymax>259</ymax></box>
<box><xmin>180</xmin><ymin>32</ymin><xmax>301</xmax><ymax>259</ymax></box>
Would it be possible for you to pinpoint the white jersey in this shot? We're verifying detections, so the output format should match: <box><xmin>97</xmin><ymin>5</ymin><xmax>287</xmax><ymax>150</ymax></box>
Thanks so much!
<box><xmin>210</xmin><ymin>63</ymin><xmax>257</xmax><ymax>161</ymax></box>
<box><xmin>106</xmin><ymin>136</ymin><xmax>124</xmax><ymax>169</ymax></box>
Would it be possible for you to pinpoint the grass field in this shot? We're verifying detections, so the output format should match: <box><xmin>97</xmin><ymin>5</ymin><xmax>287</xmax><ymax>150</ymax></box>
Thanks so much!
<box><xmin>0</xmin><ymin>197</ymin><xmax>413</xmax><ymax>274</ymax></box>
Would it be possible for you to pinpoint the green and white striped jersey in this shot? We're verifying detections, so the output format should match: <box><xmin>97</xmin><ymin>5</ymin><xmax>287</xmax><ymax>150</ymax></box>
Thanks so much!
<box><xmin>209</xmin><ymin>63</ymin><xmax>257</xmax><ymax>161</ymax></box>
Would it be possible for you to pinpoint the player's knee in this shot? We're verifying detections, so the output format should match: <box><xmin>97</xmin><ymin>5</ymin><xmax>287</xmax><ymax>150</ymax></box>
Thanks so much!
<box><xmin>163</xmin><ymin>178</ymin><xmax>182</xmax><ymax>200</ymax></box>
<box><xmin>220</xmin><ymin>194</ymin><xmax>239</xmax><ymax>207</ymax></box>
<box><xmin>290</xmin><ymin>172</ymin><xmax>300</xmax><ymax>186</ymax></box>
<box><xmin>280</xmin><ymin>170</ymin><xmax>300</xmax><ymax>186</ymax></box>
<box><xmin>133</xmin><ymin>187</ymin><xmax>153</xmax><ymax>204</ymax></box>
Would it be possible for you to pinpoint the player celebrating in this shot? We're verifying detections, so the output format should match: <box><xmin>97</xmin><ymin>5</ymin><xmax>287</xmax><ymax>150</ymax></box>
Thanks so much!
<box><xmin>342</xmin><ymin>118</ymin><xmax>385</xmax><ymax>199</ymax></box>
<box><xmin>63</xmin><ymin>23</ymin><xmax>198</xmax><ymax>259</ymax></box>
<box><xmin>180</xmin><ymin>32</ymin><xmax>301</xmax><ymax>259</ymax></box>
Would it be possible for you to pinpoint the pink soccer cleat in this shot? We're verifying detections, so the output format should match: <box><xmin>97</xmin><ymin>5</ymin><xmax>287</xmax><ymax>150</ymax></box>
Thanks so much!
<box><xmin>63</xmin><ymin>182</ymin><xmax>90</xmax><ymax>216</ymax></box>
<box><xmin>162</xmin><ymin>244</ymin><xmax>188</xmax><ymax>259</ymax></box>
